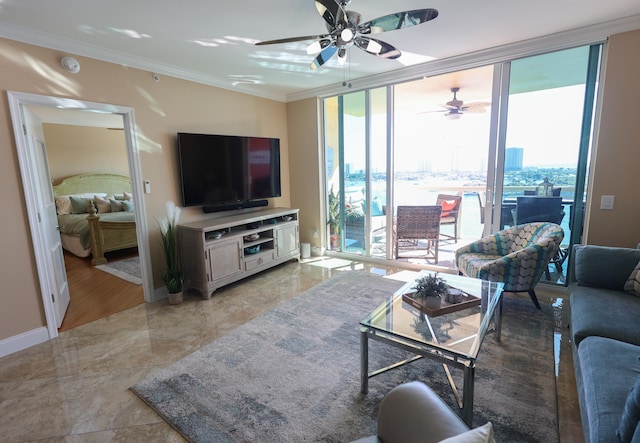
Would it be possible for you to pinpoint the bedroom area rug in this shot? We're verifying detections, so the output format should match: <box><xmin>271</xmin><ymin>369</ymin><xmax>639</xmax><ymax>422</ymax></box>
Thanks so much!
<box><xmin>95</xmin><ymin>256</ymin><xmax>142</xmax><ymax>285</ymax></box>
<box><xmin>130</xmin><ymin>271</ymin><xmax>558</xmax><ymax>443</ymax></box>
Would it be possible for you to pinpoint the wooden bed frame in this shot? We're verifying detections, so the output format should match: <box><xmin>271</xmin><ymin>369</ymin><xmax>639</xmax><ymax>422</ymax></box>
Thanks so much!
<box><xmin>52</xmin><ymin>173</ymin><xmax>138</xmax><ymax>265</ymax></box>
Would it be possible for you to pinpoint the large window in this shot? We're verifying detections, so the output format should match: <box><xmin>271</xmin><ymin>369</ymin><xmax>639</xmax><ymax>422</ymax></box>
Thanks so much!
<box><xmin>322</xmin><ymin>44</ymin><xmax>601</xmax><ymax>285</ymax></box>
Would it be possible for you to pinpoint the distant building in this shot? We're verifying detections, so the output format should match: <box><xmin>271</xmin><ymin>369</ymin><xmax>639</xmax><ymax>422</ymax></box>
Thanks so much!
<box><xmin>505</xmin><ymin>147</ymin><xmax>524</xmax><ymax>171</ymax></box>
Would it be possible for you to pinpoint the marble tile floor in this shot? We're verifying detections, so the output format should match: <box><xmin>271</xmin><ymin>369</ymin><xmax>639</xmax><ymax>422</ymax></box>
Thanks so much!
<box><xmin>0</xmin><ymin>258</ymin><xmax>583</xmax><ymax>442</ymax></box>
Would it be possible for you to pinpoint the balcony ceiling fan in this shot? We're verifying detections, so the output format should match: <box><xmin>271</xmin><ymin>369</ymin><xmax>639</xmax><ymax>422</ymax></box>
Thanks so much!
<box><xmin>255</xmin><ymin>0</ymin><xmax>439</xmax><ymax>70</ymax></box>
<box><xmin>420</xmin><ymin>87</ymin><xmax>490</xmax><ymax>119</ymax></box>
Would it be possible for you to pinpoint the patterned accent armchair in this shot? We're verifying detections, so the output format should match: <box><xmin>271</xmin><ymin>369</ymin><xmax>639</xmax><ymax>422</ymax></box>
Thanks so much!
<box><xmin>454</xmin><ymin>222</ymin><xmax>564</xmax><ymax>309</ymax></box>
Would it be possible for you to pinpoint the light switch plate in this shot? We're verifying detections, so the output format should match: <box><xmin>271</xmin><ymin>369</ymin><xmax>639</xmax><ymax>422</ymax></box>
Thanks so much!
<box><xmin>600</xmin><ymin>195</ymin><xmax>614</xmax><ymax>210</ymax></box>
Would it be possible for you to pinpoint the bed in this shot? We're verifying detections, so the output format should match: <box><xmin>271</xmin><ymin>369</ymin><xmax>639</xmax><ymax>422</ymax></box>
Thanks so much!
<box><xmin>52</xmin><ymin>173</ymin><xmax>138</xmax><ymax>265</ymax></box>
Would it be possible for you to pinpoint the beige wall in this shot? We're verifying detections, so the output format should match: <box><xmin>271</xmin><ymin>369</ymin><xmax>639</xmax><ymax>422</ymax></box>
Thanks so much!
<box><xmin>0</xmin><ymin>37</ymin><xmax>289</xmax><ymax>340</ymax></box>
<box><xmin>585</xmin><ymin>30</ymin><xmax>640</xmax><ymax>247</ymax></box>
<box><xmin>43</xmin><ymin>124</ymin><xmax>128</xmax><ymax>181</ymax></box>
<box><xmin>286</xmin><ymin>98</ymin><xmax>323</xmax><ymax>249</ymax></box>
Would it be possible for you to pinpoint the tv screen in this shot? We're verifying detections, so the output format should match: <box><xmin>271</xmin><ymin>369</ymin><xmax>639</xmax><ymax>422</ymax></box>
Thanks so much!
<box><xmin>177</xmin><ymin>133</ymin><xmax>281</xmax><ymax>208</ymax></box>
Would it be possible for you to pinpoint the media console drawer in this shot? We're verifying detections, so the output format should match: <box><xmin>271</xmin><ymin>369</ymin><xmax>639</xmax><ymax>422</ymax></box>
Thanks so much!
<box><xmin>244</xmin><ymin>250</ymin><xmax>276</xmax><ymax>271</ymax></box>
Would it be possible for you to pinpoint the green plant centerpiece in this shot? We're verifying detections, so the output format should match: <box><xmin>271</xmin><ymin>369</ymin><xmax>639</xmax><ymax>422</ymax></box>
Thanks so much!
<box><xmin>409</xmin><ymin>273</ymin><xmax>449</xmax><ymax>310</ymax></box>
<box><xmin>412</xmin><ymin>273</ymin><xmax>449</xmax><ymax>299</ymax></box>
<box><xmin>159</xmin><ymin>201</ymin><xmax>184</xmax><ymax>304</ymax></box>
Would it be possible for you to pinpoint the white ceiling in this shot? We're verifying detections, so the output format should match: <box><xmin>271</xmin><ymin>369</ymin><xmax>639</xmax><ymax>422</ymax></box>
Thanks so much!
<box><xmin>1</xmin><ymin>0</ymin><xmax>640</xmax><ymax>103</ymax></box>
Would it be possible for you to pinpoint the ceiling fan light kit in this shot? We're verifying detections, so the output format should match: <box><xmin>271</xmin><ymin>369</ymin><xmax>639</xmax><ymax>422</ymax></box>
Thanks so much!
<box><xmin>255</xmin><ymin>0</ymin><xmax>438</xmax><ymax>70</ymax></box>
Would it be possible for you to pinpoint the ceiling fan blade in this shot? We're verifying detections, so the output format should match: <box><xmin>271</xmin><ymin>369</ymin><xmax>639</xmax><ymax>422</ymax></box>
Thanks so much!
<box><xmin>359</xmin><ymin>8</ymin><xmax>439</xmax><ymax>34</ymax></box>
<box><xmin>461</xmin><ymin>102</ymin><xmax>490</xmax><ymax>113</ymax></box>
<box><xmin>354</xmin><ymin>36</ymin><xmax>401</xmax><ymax>59</ymax></box>
<box><xmin>310</xmin><ymin>44</ymin><xmax>338</xmax><ymax>69</ymax></box>
<box><xmin>255</xmin><ymin>34</ymin><xmax>330</xmax><ymax>46</ymax></box>
<box><xmin>315</xmin><ymin>0</ymin><xmax>345</xmax><ymax>28</ymax></box>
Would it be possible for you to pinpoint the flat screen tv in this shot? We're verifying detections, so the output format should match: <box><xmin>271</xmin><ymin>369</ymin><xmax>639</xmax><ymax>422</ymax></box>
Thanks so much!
<box><xmin>177</xmin><ymin>132</ymin><xmax>281</xmax><ymax>211</ymax></box>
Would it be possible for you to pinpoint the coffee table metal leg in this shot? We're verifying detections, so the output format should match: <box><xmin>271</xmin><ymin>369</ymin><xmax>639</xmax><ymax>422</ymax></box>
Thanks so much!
<box><xmin>360</xmin><ymin>327</ymin><xmax>369</xmax><ymax>394</ymax></box>
<box><xmin>495</xmin><ymin>293</ymin><xmax>503</xmax><ymax>342</ymax></box>
<box><xmin>462</xmin><ymin>365</ymin><xmax>475</xmax><ymax>426</ymax></box>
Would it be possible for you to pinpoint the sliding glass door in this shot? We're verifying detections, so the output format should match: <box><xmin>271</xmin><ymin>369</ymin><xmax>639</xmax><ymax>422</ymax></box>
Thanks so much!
<box><xmin>322</xmin><ymin>43</ymin><xmax>601</xmax><ymax>284</ymax></box>
<box><xmin>324</xmin><ymin>88</ymin><xmax>388</xmax><ymax>256</ymax></box>
<box><xmin>492</xmin><ymin>45</ymin><xmax>601</xmax><ymax>283</ymax></box>
<box><xmin>391</xmin><ymin>66</ymin><xmax>494</xmax><ymax>265</ymax></box>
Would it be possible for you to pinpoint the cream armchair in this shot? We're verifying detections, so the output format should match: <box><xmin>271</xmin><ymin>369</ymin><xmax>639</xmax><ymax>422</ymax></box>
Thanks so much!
<box><xmin>351</xmin><ymin>381</ymin><xmax>497</xmax><ymax>443</ymax></box>
<box><xmin>454</xmin><ymin>222</ymin><xmax>564</xmax><ymax>309</ymax></box>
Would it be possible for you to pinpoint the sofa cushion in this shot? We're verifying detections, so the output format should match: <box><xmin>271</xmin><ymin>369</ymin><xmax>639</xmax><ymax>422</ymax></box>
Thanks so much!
<box><xmin>617</xmin><ymin>375</ymin><xmax>640</xmax><ymax>443</ymax></box>
<box><xmin>624</xmin><ymin>261</ymin><xmax>640</xmax><ymax>297</ymax></box>
<box><xmin>574</xmin><ymin>245</ymin><xmax>640</xmax><ymax>290</ymax></box>
<box><xmin>570</xmin><ymin>287</ymin><xmax>640</xmax><ymax>347</ymax></box>
<box><xmin>577</xmin><ymin>336</ymin><xmax>640</xmax><ymax>443</ymax></box>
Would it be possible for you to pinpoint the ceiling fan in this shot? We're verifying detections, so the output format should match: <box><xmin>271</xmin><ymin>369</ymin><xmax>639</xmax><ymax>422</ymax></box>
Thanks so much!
<box><xmin>255</xmin><ymin>0</ymin><xmax>438</xmax><ymax>70</ymax></box>
<box><xmin>437</xmin><ymin>87</ymin><xmax>490</xmax><ymax>119</ymax></box>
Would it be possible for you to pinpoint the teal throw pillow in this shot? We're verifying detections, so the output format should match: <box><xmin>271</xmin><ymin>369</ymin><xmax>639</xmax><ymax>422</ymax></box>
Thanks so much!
<box><xmin>371</xmin><ymin>198</ymin><xmax>384</xmax><ymax>216</ymax></box>
<box><xmin>122</xmin><ymin>200</ymin><xmax>135</xmax><ymax>212</ymax></box>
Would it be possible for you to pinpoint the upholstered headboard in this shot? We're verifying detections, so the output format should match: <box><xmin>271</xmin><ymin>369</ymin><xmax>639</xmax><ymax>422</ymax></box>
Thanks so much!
<box><xmin>52</xmin><ymin>173</ymin><xmax>131</xmax><ymax>197</ymax></box>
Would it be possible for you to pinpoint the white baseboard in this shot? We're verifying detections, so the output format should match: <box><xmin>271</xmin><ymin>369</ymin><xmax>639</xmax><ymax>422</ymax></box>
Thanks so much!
<box><xmin>0</xmin><ymin>327</ymin><xmax>50</xmax><ymax>358</ymax></box>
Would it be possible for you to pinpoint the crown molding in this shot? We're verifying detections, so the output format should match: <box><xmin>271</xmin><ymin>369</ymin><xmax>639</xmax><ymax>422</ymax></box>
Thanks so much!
<box><xmin>0</xmin><ymin>22</ymin><xmax>287</xmax><ymax>102</ymax></box>
<box><xmin>286</xmin><ymin>13</ymin><xmax>640</xmax><ymax>102</ymax></box>
<box><xmin>2</xmin><ymin>13</ymin><xmax>639</xmax><ymax>104</ymax></box>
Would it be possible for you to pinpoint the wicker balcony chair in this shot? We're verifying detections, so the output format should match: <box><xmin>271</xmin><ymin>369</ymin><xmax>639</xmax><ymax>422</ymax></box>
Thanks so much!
<box><xmin>454</xmin><ymin>222</ymin><xmax>564</xmax><ymax>309</ymax></box>
<box><xmin>436</xmin><ymin>194</ymin><xmax>462</xmax><ymax>242</ymax></box>
<box><xmin>394</xmin><ymin>205</ymin><xmax>442</xmax><ymax>263</ymax></box>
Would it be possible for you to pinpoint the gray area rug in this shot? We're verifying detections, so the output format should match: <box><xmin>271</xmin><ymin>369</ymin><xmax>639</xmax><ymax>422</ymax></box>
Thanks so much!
<box><xmin>95</xmin><ymin>256</ymin><xmax>142</xmax><ymax>285</ymax></box>
<box><xmin>131</xmin><ymin>271</ymin><xmax>557</xmax><ymax>442</ymax></box>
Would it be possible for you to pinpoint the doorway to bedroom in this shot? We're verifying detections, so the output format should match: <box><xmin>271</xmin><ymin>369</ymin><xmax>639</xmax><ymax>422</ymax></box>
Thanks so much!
<box><xmin>9</xmin><ymin>91</ymin><xmax>152</xmax><ymax>339</ymax></box>
<box><xmin>34</xmin><ymin>116</ymin><xmax>144</xmax><ymax>330</ymax></box>
<box><xmin>36</xmin><ymin>109</ymin><xmax>144</xmax><ymax>331</ymax></box>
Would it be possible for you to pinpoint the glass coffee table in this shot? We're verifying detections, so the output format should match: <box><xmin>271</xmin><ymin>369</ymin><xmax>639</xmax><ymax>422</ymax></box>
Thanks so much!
<box><xmin>360</xmin><ymin>271</ymin><xmax>504</xmax><ymax>426</ymax></box>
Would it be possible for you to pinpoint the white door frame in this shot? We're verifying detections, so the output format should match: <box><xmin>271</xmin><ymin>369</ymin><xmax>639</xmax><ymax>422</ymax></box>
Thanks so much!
<box><xmin>7</xmin><ymin>91</ymin><xmax>154</xmax><ymax>340</ymax></box>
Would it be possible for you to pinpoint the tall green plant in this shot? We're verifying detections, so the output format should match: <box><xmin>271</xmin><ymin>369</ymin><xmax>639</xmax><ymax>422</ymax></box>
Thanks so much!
<box><xmin>328</xmin><ymin>185</ymin><xmax>340</xmax><ymax>235</ymax></box>
<box><xmin>159</xmin><ymin>201</ymin><xmax>184</xmax><ymax>294</ymax></box>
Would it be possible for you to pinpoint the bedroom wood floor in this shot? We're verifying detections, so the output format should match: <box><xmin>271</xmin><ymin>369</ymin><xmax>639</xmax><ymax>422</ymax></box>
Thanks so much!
<box><xmin>59</xmin><ymin>250</ymin><xmax>144</xmax><ymax>332</ymax></box>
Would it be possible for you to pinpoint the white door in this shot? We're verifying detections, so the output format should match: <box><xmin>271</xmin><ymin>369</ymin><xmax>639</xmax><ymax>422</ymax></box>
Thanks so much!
<box><xmin>32</xmin><ymin>136</ymin><xmax>70</xmax><ymax>327</ymax></box>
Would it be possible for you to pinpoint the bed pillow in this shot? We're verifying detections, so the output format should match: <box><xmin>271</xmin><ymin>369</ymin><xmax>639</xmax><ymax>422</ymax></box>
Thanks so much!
<box><xmin>70</xmin><ymin>196</ymin><xmax>93</xmax><ymax>214</ymax></box>
<box><xmin>123</xmin><ymin>191</ymin><xmax>133</xmax><ymax>201</ymax></box>
<box><xmin>94</xmin><ymin>195</ymin><xmax>111</xmax><ymax>213</ymax></box>
<box><xmin>55</xmin><ymin>195</ymin><xmax>72</xmax><ymax>215</ymax></box>
<box><xmin>110</xmin><ymin>198</ymin><xmax>124</xmax><ymax>212</ymax></box>
<box><xmin>122</xmin><ymin>200</ymin><xmax>134</xmax><ymax>212</ymax></box>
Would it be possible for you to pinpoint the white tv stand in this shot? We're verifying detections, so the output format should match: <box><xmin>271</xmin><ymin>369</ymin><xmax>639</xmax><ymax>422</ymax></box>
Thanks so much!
<box><xmin>177</xmin><ymin>208</ymin><xmax>300</xmax><ymax>299</ymax></box>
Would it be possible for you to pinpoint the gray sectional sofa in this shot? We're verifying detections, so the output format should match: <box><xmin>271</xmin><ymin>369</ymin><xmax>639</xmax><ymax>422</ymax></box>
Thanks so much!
<box><xmin>570</xmin><ymin>245</ymin><xmax>640</xmax><ymax>443</ymax></box>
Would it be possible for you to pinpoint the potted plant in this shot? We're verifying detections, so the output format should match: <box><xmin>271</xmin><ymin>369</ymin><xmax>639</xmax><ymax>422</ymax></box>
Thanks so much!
<box><xmin>159</xmin><ymin>201</ymin><xmax>184</xmax><ymax>304</ymax></box>
<box><xmin>411</xmin><ymin>273</ymin><xmax>449</xmax><ymax>309</ymax></box>
<box><xmin>328</xmin><ymin>185</ymin><xmax>341</xmax><ymax>250</ymax></box>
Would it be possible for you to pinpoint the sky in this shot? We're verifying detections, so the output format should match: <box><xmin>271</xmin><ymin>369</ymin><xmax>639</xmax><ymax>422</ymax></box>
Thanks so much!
<box><xmin>344</xmin><ymin>84</ymin><xmax>586</xmax><ymax>173</ymax></box>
